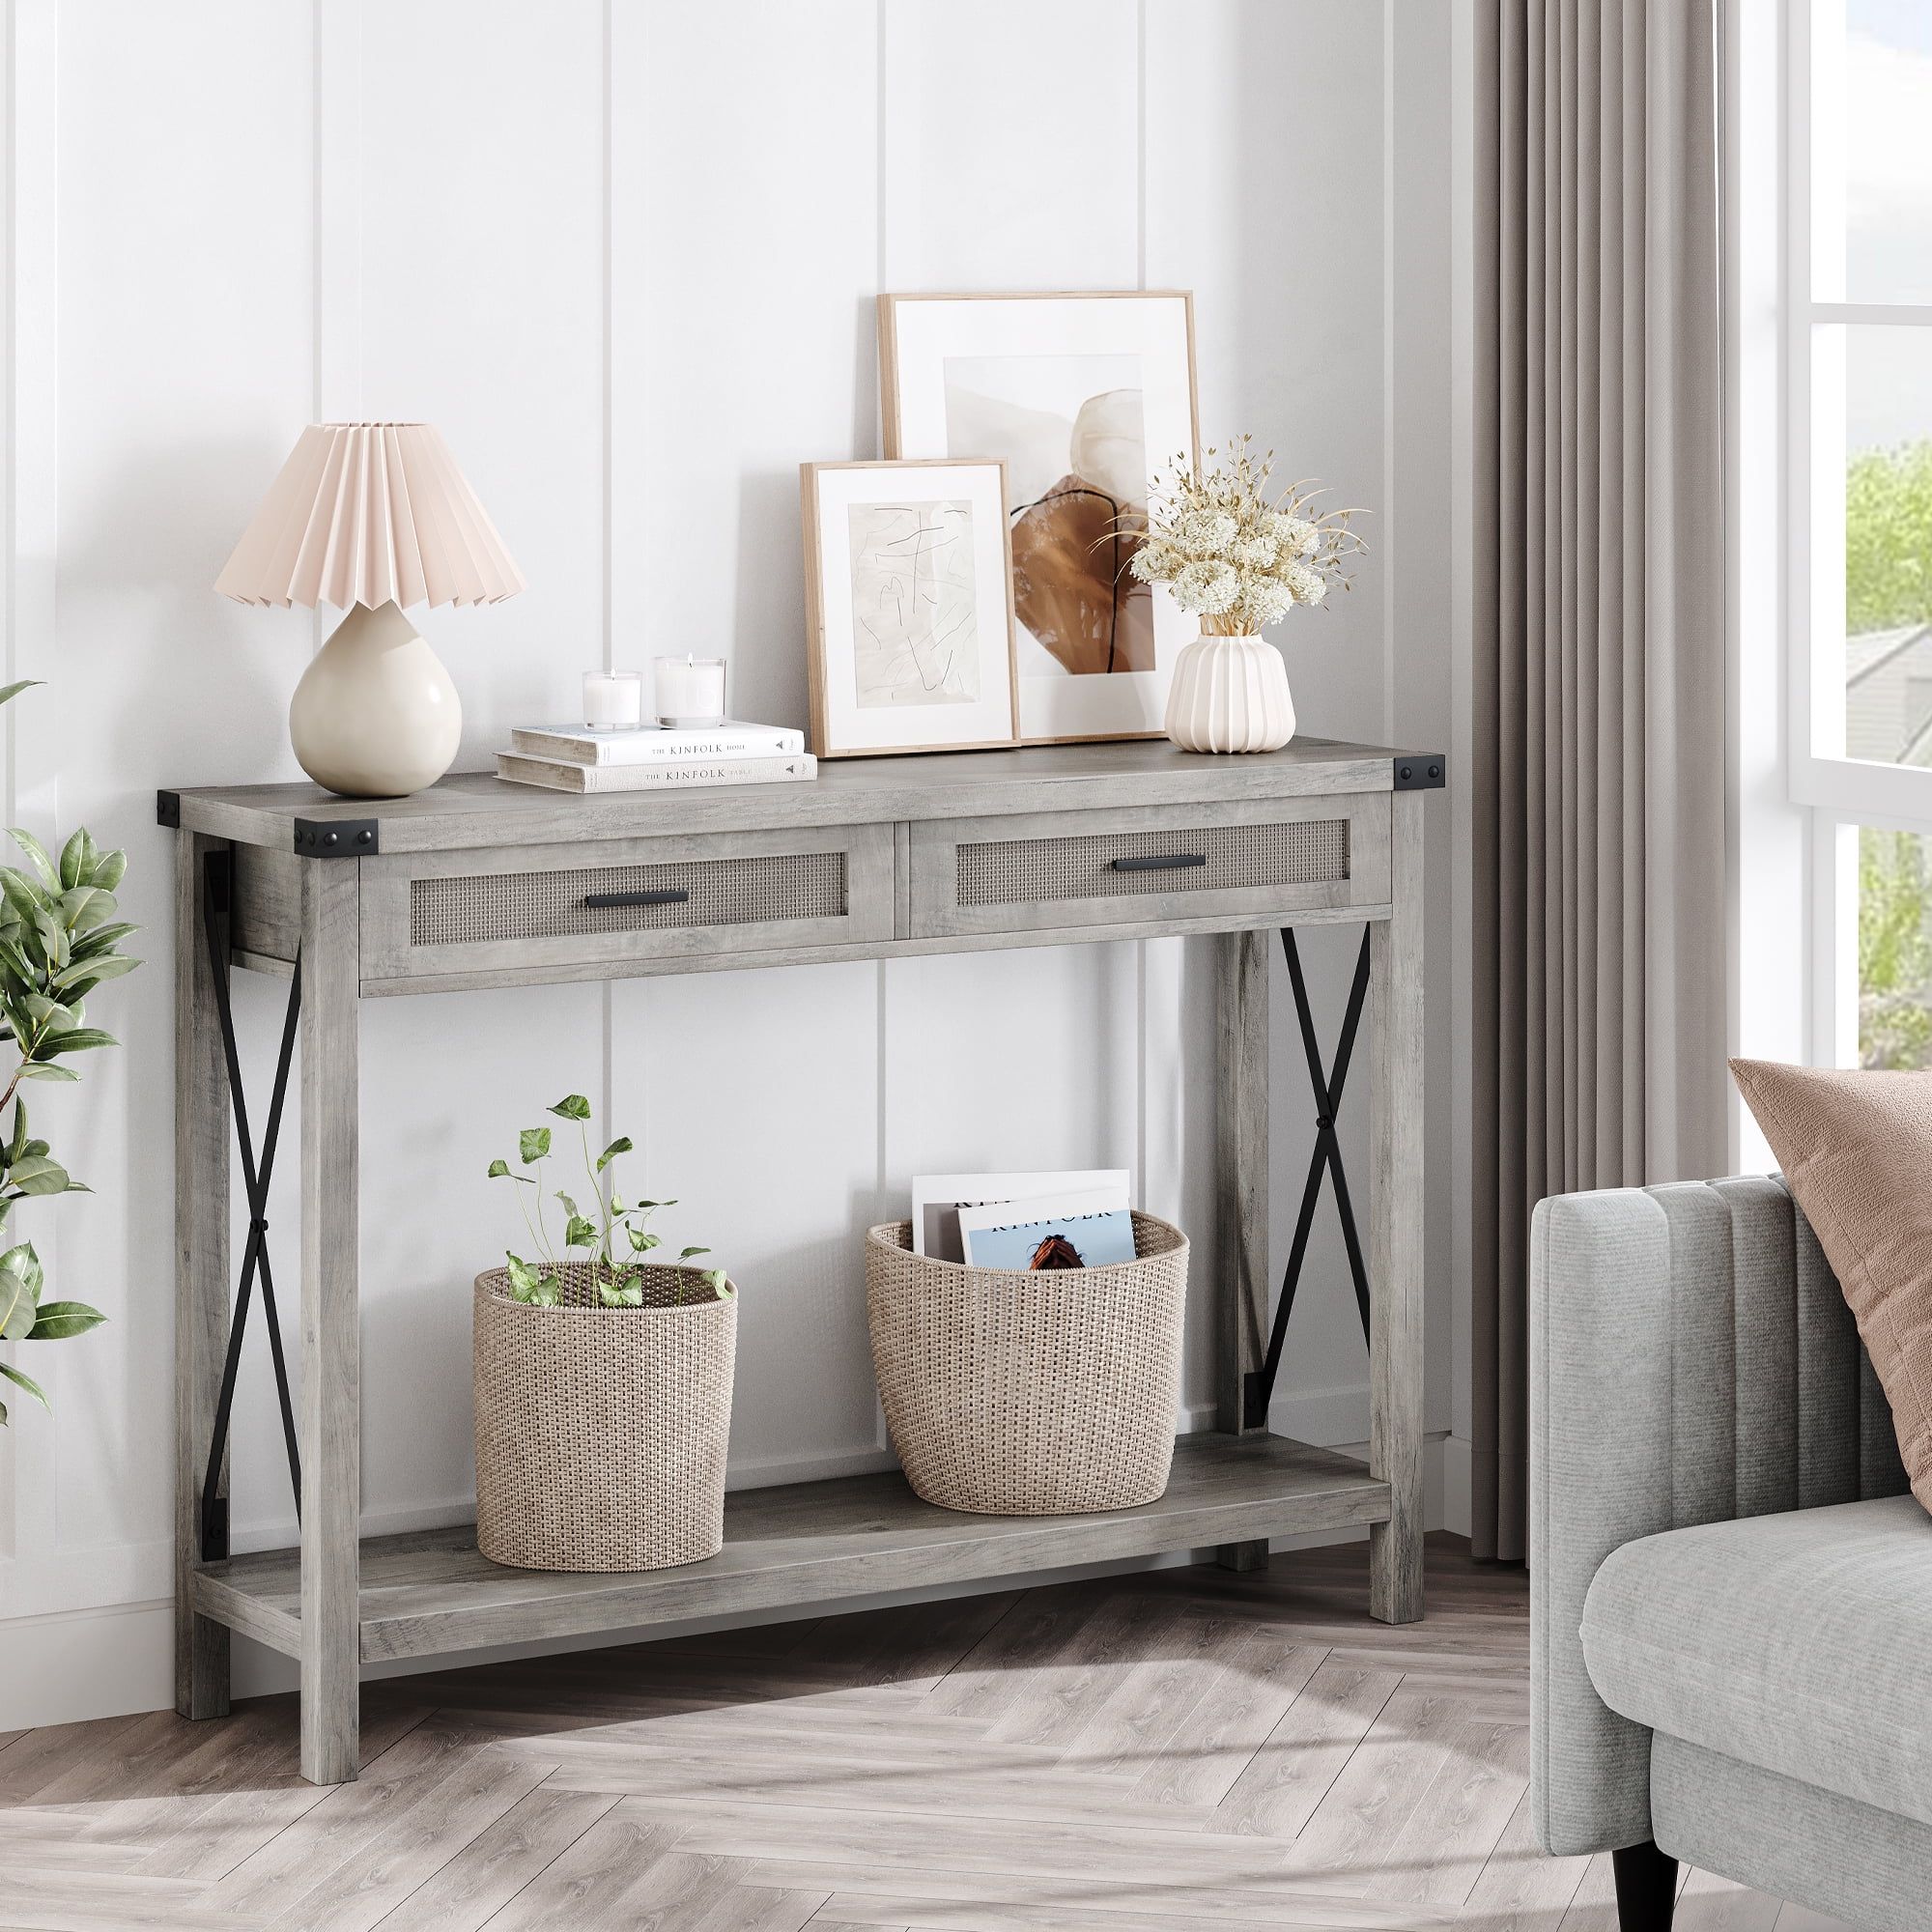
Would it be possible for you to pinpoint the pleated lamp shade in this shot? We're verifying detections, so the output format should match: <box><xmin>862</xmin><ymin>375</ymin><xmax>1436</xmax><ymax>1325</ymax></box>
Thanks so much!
<box><xmin>214</xmin><ymin>422</ymin><xmax>526</xmax><ymax>611</ymax></box>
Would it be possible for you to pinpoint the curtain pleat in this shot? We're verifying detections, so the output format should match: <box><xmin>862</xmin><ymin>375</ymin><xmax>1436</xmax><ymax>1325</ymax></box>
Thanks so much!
<box><xmin>1472</xmin><ymin>0</ymin><xmax>1727</xmax><ymax>1564</ymax></box>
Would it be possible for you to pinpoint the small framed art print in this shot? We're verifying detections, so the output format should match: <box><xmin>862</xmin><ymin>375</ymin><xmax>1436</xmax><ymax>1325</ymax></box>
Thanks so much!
<box><xmin>800</xmin><ymin>458</ymin><xmax>1020</xmax><ymax>758</ymax></box>
<box><xmin>878</xmin><ymin>291</ymin><xmax>1200</xmax><ymax>747</ymax></box>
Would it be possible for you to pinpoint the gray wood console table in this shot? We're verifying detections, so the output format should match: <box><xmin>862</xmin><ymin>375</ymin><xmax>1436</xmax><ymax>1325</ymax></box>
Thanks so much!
<box><xmin>163</xmin><ymin>735</ymin><xmax>1441</xmax><ymax>1784</ymax></box>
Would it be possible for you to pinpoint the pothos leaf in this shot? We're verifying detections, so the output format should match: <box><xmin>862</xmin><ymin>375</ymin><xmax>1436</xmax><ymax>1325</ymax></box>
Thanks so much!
<box><xmin>678</xmin><ymin>1245</ymin><xmax>711</xmax><ymax>1262</ymax></box>
<box><xmin>0</xmin><ymin>680</ymin><xmax>43</xmax><ymax>709</ymax></box>
<box><xmin>504</xmin><ymin>1253</ymin><xmax>544</xmax><ymax>1301</ymax></box>
<box><xmin>549</xmin><ymin>1094</ymin><xmax>592</xmax><ymax>1121</ymax></box>
<box><xmin>627</xmin><ymin>1227</ymin><xmax>660</xmax><ymax>1253</ymax></box>
<box><xmin>486</xmin><ymin>1158</ymin><xmax>511</xmax><ymax>1179</ymax></box>
<box><xmin>518</xmin><ymin>1126</ymin><xmax>551</xmax><ymax>1165</ymax></box>
<box><xmin>563</xmin><ymin>1214</ymin><xmax>598</xmax><ymax>1249</ymax></box>
<box><xmin>707</xmin><ymin>1271</ymin><xmax>733</xmax><ymax>1300</ymax></box>
<box><xmin>596</xmin><ymin>1136</ymin><xmax>633</xmax><ymax>1173</ymax></box>
<box><xmin>597</xmin><ymin>1272</ymin><xmax>643</xmax><ymax>1308</ymax></box>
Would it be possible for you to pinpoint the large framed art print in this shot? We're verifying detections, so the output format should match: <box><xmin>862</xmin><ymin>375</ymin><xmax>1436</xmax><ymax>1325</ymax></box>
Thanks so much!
<box><xmin>879</xmin><ymin>291</ymin><xmax>1199</xmax><ymax>745</ymax></box>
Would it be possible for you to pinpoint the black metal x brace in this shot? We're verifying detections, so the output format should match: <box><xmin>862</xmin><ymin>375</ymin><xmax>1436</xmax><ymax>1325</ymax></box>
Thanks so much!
<box><xmin>199</xmin><ymin>850</ymin><xmax>303</xmax><ymax>1561</ymax></box>
<box><xmin>1242</xmin><ymin>925</ymin><xmax>1373</xmax><ymax>1431</ymax></box>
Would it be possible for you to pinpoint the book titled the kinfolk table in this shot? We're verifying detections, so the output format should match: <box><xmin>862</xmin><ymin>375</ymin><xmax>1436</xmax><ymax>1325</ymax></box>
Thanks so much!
<box><xmin>496</xmin><ymin>751</ymin><xmax>817</xmax><ymax>793</ymax></box>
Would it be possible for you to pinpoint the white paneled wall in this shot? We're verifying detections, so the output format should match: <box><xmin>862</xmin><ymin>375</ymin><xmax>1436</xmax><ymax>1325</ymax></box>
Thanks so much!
<box><xmin>0</xmin><ymin>0</ymin><xmax>1458</xmax><ymax>1727</ymax></box>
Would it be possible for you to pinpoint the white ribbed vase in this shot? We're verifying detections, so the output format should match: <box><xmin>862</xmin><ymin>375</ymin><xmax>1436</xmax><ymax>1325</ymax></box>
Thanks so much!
<box><xmin>1163</xmin><ymin>632</ymin><xmax>1296</xmax><ymax>753</ymax></box>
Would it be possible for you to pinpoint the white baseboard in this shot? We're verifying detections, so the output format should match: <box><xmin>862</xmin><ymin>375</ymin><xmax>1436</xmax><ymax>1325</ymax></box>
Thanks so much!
<box><xmin>1</xmin><ymin>1432</ymin><xmax>1459</xmax><ymax>1732</ymax></box>
<box><xmin>1</xmin><ymin>1596</ymin><xmax>174</xmax><ymax>1731</ymax></box>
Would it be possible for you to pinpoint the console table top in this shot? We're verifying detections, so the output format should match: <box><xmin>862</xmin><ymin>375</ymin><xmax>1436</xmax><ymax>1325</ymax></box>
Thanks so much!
<box><xmin>160</xmin><ymin>735</ymin><xmax>1445</xmax><ymax>857</ymax></box>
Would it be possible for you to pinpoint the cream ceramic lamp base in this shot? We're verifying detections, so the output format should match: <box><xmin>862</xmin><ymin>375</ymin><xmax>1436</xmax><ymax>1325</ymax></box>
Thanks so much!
<box><xmin>1164</xmin><ymin>632</ymin><xmax>1296</xmax><ymax>753</ymax></box>
<box><xmin>289</xmin><ymin>600</ymin><xmax>463</xmax><ymax>798</ymax></box>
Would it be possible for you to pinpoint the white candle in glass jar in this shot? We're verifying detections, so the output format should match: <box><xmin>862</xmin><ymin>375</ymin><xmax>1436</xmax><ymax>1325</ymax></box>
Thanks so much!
<box><xmin>582</xmin><ymin>670</ymin><xmax>643</xmax><ymax>729</ymax></box>
<box><xmin>654</xmin><ymin>655</ymin><xmax>727</xmax><ymax>725</ymax></box>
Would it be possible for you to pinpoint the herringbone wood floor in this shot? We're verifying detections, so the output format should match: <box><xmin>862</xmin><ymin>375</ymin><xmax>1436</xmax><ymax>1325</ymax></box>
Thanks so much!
<box><xmin>0</xmin><ymin>1535</ymin><xmax>1849</xmax><ymax>1931</ymax></box>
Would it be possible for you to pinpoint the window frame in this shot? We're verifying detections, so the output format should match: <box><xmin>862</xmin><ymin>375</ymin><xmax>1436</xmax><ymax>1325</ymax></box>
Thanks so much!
<box><xmin>1786</xmin><ymin>0</ymin><xmax>1932</xmax><ymax>822</ymax></box>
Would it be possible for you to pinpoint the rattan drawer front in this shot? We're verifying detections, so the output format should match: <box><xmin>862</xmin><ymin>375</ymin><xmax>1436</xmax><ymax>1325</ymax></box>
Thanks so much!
<box><xmin>412</xmin><ymin>850</ymin><xmax>845</xmax><ymax>946</ymax></box>
<box><xmin>910</xmin><ymin>797</ymin><xmax>1389</xmax><ymax>939</ymax></box>
<box><xmin>957</xmin><ymin>819</ymin><xmax>1349</xmax><ymax>907</ymax></box>
<box><xmin>361</xmin><ymin>823</ymin><xmax>895</xmax><ymax>987</ymax></box>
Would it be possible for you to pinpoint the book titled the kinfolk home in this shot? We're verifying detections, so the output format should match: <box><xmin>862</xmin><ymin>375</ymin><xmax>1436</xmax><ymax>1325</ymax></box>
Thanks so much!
<box><xmin>510</xmin><ymin>722</ymin><xmax>805</xmax><ymax>764</ymax></box>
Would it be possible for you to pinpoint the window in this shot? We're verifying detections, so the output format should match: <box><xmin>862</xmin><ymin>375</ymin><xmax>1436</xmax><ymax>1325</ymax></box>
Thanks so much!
<box><xmin>1793</xmin><ymin>0</ymin><xmax>1932</xmax><ymax>814</ymax></box>
<box><xmin>1784</xmin><ymin>4</ymin><xmax>1932</xmax><ymax>1069</ymax></box>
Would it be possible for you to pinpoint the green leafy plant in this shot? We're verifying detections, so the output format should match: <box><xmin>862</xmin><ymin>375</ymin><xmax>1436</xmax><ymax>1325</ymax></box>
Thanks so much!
<box><xmin>488</xmin><ymin>1093</ymin><xmax>728</xmax><ymax>1306</ymax></box>
<box><xmin>0</xmin><ymin>680</ymin><xmax>140</xmax><ymax>1422</ymax></box>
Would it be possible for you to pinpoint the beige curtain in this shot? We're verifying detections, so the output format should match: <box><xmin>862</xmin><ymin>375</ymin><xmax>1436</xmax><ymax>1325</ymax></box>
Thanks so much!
<box><xmin>1472</xmin><ymin>0</ymin><xmax>1729</xmax><ymax>1563</ymax></box>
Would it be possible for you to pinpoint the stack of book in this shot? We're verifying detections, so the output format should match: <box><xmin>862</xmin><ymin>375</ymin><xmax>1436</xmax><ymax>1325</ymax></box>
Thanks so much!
<box><xmin>497</xmin><ymin>721</ymin><xmax>815</xmax><ymax>793</ymax></box>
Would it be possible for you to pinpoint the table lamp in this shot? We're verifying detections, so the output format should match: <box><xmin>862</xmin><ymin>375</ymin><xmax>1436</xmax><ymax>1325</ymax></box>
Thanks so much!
<box><xmin>215</xmin><ymin>422</ymin><xmax>526</xmax><ymax>798</ymax></box>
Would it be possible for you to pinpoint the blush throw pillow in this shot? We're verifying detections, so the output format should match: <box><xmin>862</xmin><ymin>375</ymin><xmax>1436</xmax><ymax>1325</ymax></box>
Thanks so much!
<box><xmin>1731</xmin><ymin>1058</ymin><xmax>1932</xmax><ymax>1511</ymax></box>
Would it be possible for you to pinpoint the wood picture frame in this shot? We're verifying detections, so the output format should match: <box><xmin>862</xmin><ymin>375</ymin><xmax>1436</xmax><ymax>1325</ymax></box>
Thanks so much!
<box><xmin>878</xmin><ymin>291</ymin><xmax>1202</xmax><ymax>747</ymax></box>
<box><xmin>800</xmin><ymin>458</ymin><xmax>1021</xmax><ymax>759</ymax></box>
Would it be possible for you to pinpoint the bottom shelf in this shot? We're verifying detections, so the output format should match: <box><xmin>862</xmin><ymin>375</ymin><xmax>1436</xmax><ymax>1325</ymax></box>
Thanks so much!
<box><xmin>194</xmin><ymin>1431</ymin><xmax>1389</xmax><ymax>1664</ymax></box>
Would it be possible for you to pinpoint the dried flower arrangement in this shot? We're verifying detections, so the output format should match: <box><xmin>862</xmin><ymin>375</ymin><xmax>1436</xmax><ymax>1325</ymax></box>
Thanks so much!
<box><xmin>1129</xmin><ymin>436</ymin><xmax>1366</xmax><ymax>636</ymax></box>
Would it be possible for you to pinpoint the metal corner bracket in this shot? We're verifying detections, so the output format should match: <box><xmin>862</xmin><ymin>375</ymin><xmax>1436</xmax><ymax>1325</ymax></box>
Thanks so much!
<box><xmin>292</xmin><ymin>817</ymin><xmax>379</xmax><ymax>858</ymax></box>
<box><xmin>1392</xmin><ymin>754</ymin><xmax>1446</xmax><ymax>791</ymax></box>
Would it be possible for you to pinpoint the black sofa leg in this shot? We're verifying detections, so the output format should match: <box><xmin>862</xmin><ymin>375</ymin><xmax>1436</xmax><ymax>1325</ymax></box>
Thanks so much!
<box><xmin>1612</xmin><ymin>1841</ymin><xmax>1678</xmax><ymax>1929</ymax></box>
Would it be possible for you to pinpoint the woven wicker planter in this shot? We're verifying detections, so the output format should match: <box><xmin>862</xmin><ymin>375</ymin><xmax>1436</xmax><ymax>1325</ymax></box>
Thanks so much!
<box><xmin>865</xmin><ymin>1211</ymin><xmax>1188</xmax><ymax>1516</ymax></box>
<box><xmin>472</xmin><ymin>1263</ymin><xmax>736</xmax><ymax>1573</ymax></box>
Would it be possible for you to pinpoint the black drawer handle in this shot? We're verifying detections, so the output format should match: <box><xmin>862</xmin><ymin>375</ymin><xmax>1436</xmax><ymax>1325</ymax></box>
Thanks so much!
<box><xmin>1110</xmin><ymin>852</ymin><xmax>1208</xmax><ymax>873</ymax></box>
<box><xmin>583</xmin><ymin>889</ymin><xmax>690</xmax><ymax>909</ymax></box>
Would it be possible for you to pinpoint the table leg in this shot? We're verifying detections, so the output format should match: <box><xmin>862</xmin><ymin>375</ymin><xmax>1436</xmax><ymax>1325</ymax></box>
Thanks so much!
<box><xmin>174</xmin><ymin>834</ymin><xmax>231</xmax><ymax>1719</ymax></box>
<box><xmin>299</xmin><ymin>861</ymin><xmax>360</xmax><ymax>1783</ymax></box>
<box><xmin>1214</xmin><ymin>926</ymin><xmax>1271</xmax><ymax>1573</ymax></box>
<box><xmin>1369</xmin><ymin>789</ymin><xmax>1425</xmax><ymax>1624</ymax></box>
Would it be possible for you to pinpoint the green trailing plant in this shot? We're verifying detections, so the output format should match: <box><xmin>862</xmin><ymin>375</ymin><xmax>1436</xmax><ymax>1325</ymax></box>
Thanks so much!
<box><xmin>488</xmin><ymin>1093</ymin><xmax>728</xmax><ymax>1306</ymax></box>
<box><xmin>0</xmin><ymin>680</ymin><xmax>141</xmax><ymax>1422</ymax></box>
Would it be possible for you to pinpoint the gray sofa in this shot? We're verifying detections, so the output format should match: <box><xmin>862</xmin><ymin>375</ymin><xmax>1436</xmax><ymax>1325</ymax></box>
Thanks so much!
<box><xmin>1530</xmin><ymin>1176</ymin><xmax>1932</xmax><ymax>1929</ymax></box>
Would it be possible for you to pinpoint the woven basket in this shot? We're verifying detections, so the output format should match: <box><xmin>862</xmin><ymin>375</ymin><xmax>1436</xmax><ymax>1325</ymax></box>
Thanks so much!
<box><xmin>472</xmin><ymin>1263</ymin><xmax>736</xmax><ymax>1573</ymax></box>
<box><xmin>865</xmin><ymin>1211</ymin><xmax>1188</xmax><ymax>1516</ymax></box>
